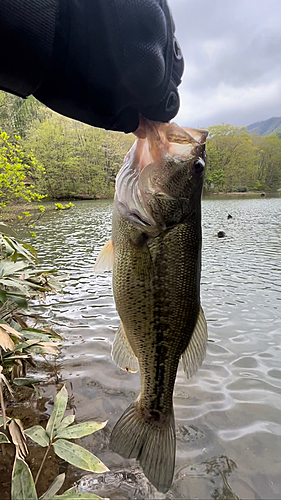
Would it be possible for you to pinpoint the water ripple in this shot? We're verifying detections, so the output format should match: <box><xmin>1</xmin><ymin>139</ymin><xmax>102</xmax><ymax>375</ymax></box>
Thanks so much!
<box><xmin>25</xmin><ymin>196</ymin><xmax>281</xmax><ymax>499</ymax></box>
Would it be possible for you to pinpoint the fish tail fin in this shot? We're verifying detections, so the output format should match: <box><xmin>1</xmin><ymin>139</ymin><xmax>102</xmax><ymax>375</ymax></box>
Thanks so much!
<box><xmin>110</xmin><ymin>400</ymin><xmax>175</xmax><ymax>493</ymax></box>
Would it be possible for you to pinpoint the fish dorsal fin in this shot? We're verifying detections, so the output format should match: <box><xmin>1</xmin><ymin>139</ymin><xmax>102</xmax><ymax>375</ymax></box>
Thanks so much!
<box><xmin>94</xmin><ymin>240</ymin><xmax>114</xmax><ymax>273</ymax></box>
<box><xmin>181</xmin><ymin>306</ymin><xmax>208</xmax><ymax>379</ymax></box>
<box><xmin>112</xmin><ymin>322</ymin><xmax>139</xmax><ymax>373</ymax></box>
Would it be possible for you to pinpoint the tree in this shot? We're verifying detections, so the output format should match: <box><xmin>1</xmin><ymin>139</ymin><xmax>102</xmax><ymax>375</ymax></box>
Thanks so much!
<box><xmin>206</xmin><ymin>124</ymin><xmax>259</xmax><ymax>192</ymax></box>
<box><xmin>0</xmin><ymin>130</ymin><xmax>45</xmax><ymax>208</ymax></box>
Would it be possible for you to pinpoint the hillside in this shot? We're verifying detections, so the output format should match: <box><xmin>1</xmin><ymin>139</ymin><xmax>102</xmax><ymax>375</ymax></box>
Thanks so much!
<box><xmin>247</xmin><ymin>117</ymin><xmax>281</xmax><ymax>136</ymax></box>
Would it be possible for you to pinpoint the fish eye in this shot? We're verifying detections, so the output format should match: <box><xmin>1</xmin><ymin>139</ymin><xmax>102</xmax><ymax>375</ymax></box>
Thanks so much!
<box><xmin>192</xmin><ymin>158</ymin><xmax>205</xmax><ymax>175</ymax></box>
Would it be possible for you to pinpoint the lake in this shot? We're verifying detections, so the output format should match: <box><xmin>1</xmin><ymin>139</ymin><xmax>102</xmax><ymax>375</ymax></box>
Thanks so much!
<box><xmin>25</xmin><ymin>196</ymin><xmax>281</xmax><ymax>499</ymax></box>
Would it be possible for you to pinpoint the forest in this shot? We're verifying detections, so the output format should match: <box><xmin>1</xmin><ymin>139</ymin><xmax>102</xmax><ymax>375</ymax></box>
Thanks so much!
<box><xmin>1</xmin><ymin>90</ymin><xmax>281</xmax><ymax>207</ymax></box>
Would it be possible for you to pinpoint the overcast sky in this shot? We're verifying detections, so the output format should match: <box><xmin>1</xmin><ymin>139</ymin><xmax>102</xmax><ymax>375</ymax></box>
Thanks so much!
<box><xmin>169</xmin><ymin>0</ymin><xmax>281</xmax><ymax>128</ymax></box>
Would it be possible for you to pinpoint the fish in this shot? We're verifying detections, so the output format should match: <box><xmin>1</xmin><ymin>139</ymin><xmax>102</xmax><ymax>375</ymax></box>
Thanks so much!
<box><xmin>94</xmin><ymin>120</ymin><xmax>208</xmax><ymax>493</ymax></box>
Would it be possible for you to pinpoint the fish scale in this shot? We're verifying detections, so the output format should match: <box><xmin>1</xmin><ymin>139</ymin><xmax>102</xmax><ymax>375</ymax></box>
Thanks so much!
<box><xmin>94</xmin><ymin>120</ymin><xmax>208</xmax><ymax>493</ymax></box>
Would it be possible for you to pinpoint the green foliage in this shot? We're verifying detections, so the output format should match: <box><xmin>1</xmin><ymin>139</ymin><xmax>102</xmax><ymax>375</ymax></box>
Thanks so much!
<box><xmin>1</xmin><ymin>91</ymin><xmax>281</xmax><ymax>197</ymax></box>
<box><xmin>205</xmin><ymin>124</ymin><xmax>281</xmax><ymax>192</ymax></box>
<box><xmin>0</xmin><ymin>130</ymin><xmax>45</xmax><ymax>208</ymax></box>
<box><xmin>23</xmin><ymin>114</ymin><xmax>134</xmax><ymax>200</ymax></box>
<box><xmin>0</xmin><ymin>226</ymin><xmax>62</xmax><ymax>425</ymax></box>
<box><xmin>54</xmin><ymin>202</ymin><xmax>74</xmax><ymax>211</ymax></box>
<box><xmin>0</xmin><ymin>386</ymin><xmax>108</xmax><ymax>500</ymax></box>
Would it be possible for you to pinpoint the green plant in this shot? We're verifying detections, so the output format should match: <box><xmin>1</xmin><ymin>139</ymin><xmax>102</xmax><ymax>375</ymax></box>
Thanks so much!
<box><xmin>54</xmin><ymin>202</ymin><xmax>74</xmax><ymax>211</ymax></box>
<box><xmin>0</xmin><ymin>386</ymin><xmax>109</xmax><ymax>499</ymax></box>
<box><xmin>0</xmin><ymin>224</ymin><xmax>62</xmax><ymax>420</ymax></box>
<box><xmin>0</xmin><ymin>130</ymin><xmax>45</xmax><ymax>208</ymax></box>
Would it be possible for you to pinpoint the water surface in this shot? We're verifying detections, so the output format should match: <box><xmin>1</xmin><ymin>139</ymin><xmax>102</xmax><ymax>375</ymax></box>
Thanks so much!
<box><xmin>27</xmin><ymin>196</ymin><xmax>281</xmax><ymax>499</ymax></box>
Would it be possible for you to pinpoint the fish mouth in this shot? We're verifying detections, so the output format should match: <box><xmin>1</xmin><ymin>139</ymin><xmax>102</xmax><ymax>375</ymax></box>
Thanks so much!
<box><xmin>115</xmin><ymin>122</ymin><xmax>208</xmax><ymax>229</ymax></box>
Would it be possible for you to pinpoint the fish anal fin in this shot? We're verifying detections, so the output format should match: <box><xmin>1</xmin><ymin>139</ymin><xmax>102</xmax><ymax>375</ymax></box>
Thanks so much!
<box><xmin>110</xmin><ymin>401</ymin><xmax>175</xmax><ymax>493</ymax></box>
<box><xmin>112</xmin><ymin>323</ymin><xmax>138</xmax><ymax>373</ymax></box>
<box><xmin>94</xmin><ymin>240</ymin><xmax>114</xmax><ymax>273</ymax></box>
<box><xmin>181</xmin><ymin>306</ymin><xmax>208</xmax><ymax>379</ymax></box>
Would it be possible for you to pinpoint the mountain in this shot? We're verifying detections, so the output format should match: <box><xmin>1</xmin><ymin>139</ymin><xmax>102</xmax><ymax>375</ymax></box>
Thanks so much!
<box><xmin>247</xmin><ymin>117</ymin><xmax>281</xmax><ymax>136</ymax></box>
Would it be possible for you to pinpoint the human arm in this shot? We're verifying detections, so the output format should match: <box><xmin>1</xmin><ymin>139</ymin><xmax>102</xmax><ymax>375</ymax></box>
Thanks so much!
<box><xmin>0</xmin><ymin>0</ymin><xmax>184</xmax><ymax>133</ymax></box>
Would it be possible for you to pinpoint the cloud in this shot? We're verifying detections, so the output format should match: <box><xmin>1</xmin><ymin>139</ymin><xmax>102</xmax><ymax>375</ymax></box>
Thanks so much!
<box><xmin>169</xmin><ymin>0</ymin><xmax>281</xmax><ymax>127</ymax></box>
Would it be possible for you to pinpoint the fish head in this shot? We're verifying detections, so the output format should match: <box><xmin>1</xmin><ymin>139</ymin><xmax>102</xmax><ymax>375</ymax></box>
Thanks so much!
<box><xmin>115</xmin><ymin>121</ymin><xmax>208</xmax><ymax>231</ymax></box>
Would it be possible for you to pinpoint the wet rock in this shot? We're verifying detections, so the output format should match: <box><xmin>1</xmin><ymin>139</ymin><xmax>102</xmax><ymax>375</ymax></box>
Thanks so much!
<box><xmin>78</xmin><ymin>466</ymin><xmax>174</xmax><ymax>499</ymax></box>
<box><xmin>217</xmin><ymin>231</ymin><xmax>226</xmax><ymax>238</ymax></box>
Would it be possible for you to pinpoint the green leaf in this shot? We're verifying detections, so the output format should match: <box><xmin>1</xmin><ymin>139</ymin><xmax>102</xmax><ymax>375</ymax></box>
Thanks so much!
<box><xmin>56</xmin><ymin>487</ymin><xmax>77</xmax><ymax>497</ymax></box>
<box><xmin>6</xmin><ymin>294</ymin><xmax>28</xmax><ymax>308</ymax></box>
<box><xmin>55</xmin><ymin>415</ymin><xmax>75</xmax><ymax>435</ymax></box>
<box><xmin>0</xmin><ymin>290</ymin><xmax>7</xmax><ymax>304</ymax></box>
<box><xmin>49</xmin><ymin>486</ymin><xmax>107</xmax><ymax>499</ymax></box>
<box><xmin>0</xmin><ymin>415</ymin><xmax>11</xmax><ymax>427</ymax></box>
<box><xmin>55</xmin><ymin>420</ymin><xmax>107</xmax><ymax>440</ymax></box>
<box><xmin>46</xmin><ymin>386</ymin><xmax>68</xmax><ymax>440</ymax></box>
<box><xmin>39</xmin><ymin>473</ymin><xmax>65</xmax><ymax>499</ymax></box>
<box><xmin>13</xmin><ymin>377</ymin><xmax>42</xmax><ymax>386</ymax></box>
<box><xmin>53</xmin><ymin>440</ymin><xmax>108</xmax><ymax>473</ymax></box>
<box><xmin>0</xmin><ymin>431</ymin><xmax>10</xmax><ymax>443</ymax></box>
<box><xmin>0</xmin><ymin>259</ymin><xmax>28</xmax><ymax>277</ymax></box>
<box><xmin>11</xmin><ymin>458</ymin><xmax>38</xmax><ymax>500</ymax></box>
<box><xmin>52</xmin><ymin>493</ymin><xmax>107</xmax><ymax>500</ymax></box>
<box><xmin>24</xmin><ymin>425</ymin><xmax>50</xmax><ymax>447</ymax></box>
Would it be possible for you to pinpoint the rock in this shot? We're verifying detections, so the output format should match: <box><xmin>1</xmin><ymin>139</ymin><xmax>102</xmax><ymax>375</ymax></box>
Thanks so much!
<box><xmin>217</xmin><ymin>231</ymin><xmax>226</xmax><ymax>238</ymax></box>
<box><xmin>78</xmin><ymin>466</ymin><xmax>173</xmax><ymax>499</ymax></box>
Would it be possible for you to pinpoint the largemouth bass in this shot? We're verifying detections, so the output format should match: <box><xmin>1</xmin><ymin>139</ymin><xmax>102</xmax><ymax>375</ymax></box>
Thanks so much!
<box><xmin>95</xmin><ymin>120</ymin><xmax>208</xmax><ymax>493</ymax></box>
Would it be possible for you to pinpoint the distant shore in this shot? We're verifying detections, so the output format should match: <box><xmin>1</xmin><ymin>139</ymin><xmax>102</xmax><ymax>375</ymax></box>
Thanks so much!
<box><xmin>1</xmin><ymin>191</ymin><xmax>280</xmax><ymax>225</ymax></box>
<box><xmin>203</xmin><ymin>191</ymin><xmax>280</xmax><ymax>197</ymax></box>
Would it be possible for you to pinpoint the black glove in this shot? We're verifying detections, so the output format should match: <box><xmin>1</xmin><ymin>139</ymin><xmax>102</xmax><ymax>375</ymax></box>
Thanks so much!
<box><xmin>0</xmin><ymin>0</ymin><xmax>184</xmax><ymax>133</ymax></box>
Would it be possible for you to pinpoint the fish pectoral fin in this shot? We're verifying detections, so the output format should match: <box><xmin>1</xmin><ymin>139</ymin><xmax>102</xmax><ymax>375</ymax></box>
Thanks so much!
<box><xmin>94</xmin><ymin>240</ymin><xmax>114</xmax><ymax>273</ymax></box>
<box><xmin>112</xmin><ymin>322</ymin><xmax>139</xmax><ymax>373</ymax></box>
<box><xmin>181</xmin><ymin>306</ymin><xmax>208</xmax><ymax>379</ymax></box>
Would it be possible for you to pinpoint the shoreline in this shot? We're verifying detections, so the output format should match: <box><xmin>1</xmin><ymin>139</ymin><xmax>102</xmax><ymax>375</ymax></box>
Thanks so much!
<box><xmin>1</xmin><ymin>191</ymin><xmax>280</xmax><ymax>224</ymax></box>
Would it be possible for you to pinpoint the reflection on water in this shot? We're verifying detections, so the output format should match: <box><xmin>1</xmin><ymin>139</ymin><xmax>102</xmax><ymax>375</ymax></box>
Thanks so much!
<box><xmin>24</xmin><ymin>196</ymin><xmax>281</xmax><ymax>499</ymax></box>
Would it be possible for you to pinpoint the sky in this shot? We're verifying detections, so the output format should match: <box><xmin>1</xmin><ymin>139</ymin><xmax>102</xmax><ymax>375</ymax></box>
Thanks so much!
<box><xmin>169</xmin><ymin>0</ymin><xmax>281</xmax><ymax>128</ymax></box>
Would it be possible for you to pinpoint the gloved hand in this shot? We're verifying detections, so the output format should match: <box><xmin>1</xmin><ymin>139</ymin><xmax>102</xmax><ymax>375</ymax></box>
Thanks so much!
<box><xmin>34</xmin><ymin>0</ymin><xmax>184</xmax><ymax>133</ymax></box>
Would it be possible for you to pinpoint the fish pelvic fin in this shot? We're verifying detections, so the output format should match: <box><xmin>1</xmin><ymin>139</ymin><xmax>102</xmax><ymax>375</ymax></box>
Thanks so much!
<box><xmin>181</xmin><ymin>305</ymin><xmax>208</xmax><ymax>379</ymax></box>
<box><xmin>110</xmin><ymin>401</ymin><xmax>175</xmax><ymax>493</ymax></box>
<box><xmin>112</xmin><ymin>322</ymin><xmax>139</xmax><ymax>373</ymax></box>
<box><xmin>94</xmin><ymin>240</ymin><xmax>114</xmax><ymax>273</ymax></box>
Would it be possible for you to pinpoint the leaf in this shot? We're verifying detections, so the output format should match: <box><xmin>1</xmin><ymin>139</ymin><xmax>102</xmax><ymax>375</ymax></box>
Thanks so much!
<box><xmin>24</xmin><ymin>425</ymin><xmax>50</xmax><ymax>447</ymax></box>
<box><xmin>11</xmin><ymin>458</ymin><xmax>38</xmax><ymax>500</ymax></box>
<box><xmin>0</xmin><ymin>322</ymin><xmax>22</xmax><ymax>338</ymax></box>
<box><xmin>52</xmin><ymin>493</ymin><xmax>108</xmax><ymax>500</ymax></box>
<box><xmin>0</xmin><ymin>327</ymin><xmax>14</xmax><ymax>351</ymax></box>
<box><xmin>21</xmin><ymin>330</ymin><xmax>59</xmax><ymax>342</ymax></box>
<box><xmin>55</xmin><ymin>415</ymin><xmax>75</xmax><ymax>435</ymax></box>
<box><xmin>0</xmin><ymin>415</ymin><xmax>11</xmax><ymax>427</ymax></box>
<box><xmin>9</xmin><ymin>419</ymin><xmax>28</xmax><ymax>459</ymax></box>
<box><xmin>7</xmin><ymin>294</ymin><xmax>28</xmax><ymax>308</ymax></box>
<box><xmin>46</xmin><ymin>385</ymin><xmax>68</xmax><ymax>440</ymax></box>
<box><xmin>55</xmin><ymin>420</ymin><xmax>107</xmax><ymax>440</ymax></box>
<box><xmin>0</xmin><ymin>277</ymin><xmax>31</xmax><ymax>294</ymax></box>
<box><xmin>48</xmin><ymin>486</ymin><xmax>107</xmax><ymax>499</ymax></box>
<box><xmin>0</xmin><ymin>260</ymin><xmax>28</xmax><ymax>277</ymax></box>
<box><xmin>13</xmin><ymin>377</ymin><xmax>42</xmax><ymax>386</ymax></box>
<box><xmin>39</xmin><ymin>473</ymin><xmax>65</xmax><ymax>499</ymax></box>
<box><xmin>53</xmin><ymin>439</ymin><xmax>109</xmax><ymax>473</ymax></box>
<box><xmin>26</xmin><ymin>343</ymin><xmax>60</xmax><ymax>356</ymax></box>
<box><xmin>0</xmin><ymin>290</ymin><xmax>7</xmax><ymax>304</ymax></box>
<box><xmin>0</xmin><ymin>431</ymin><xmax>10</xmax><ymax>443</ymax></box>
